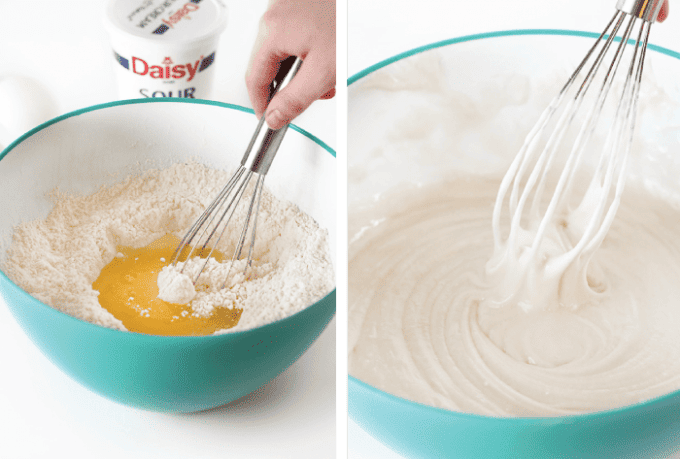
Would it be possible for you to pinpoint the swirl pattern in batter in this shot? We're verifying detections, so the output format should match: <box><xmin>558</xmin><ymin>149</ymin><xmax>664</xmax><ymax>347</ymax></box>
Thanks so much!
<box><xmin>348</xmin><ymin>176</ymin><xmax>680</xmax><ymax>416</ymax></box>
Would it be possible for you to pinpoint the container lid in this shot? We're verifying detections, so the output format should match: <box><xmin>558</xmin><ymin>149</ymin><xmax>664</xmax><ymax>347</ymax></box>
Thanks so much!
<box><xmin>104</xmin><ymin>0</ymin><xmax>228</xmax><ymax>46</ymax></box>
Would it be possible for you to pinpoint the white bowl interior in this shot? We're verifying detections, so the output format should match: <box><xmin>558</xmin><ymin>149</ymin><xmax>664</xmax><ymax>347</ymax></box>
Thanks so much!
<box><xmin>0</xmin><ymin>101</ymin><xmax>336</xmax><ymax>270</ymax></box>
<box><xmin>349</xmin><ymin>34</ymin><xmax>680</xmax><ymax>205</ymax></box>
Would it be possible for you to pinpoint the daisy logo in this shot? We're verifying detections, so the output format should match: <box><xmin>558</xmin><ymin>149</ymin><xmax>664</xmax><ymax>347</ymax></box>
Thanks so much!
<box><xmin>113</xmin><ymin>51</ymin><xmax>216</xmax><ymax>83</ymax></box>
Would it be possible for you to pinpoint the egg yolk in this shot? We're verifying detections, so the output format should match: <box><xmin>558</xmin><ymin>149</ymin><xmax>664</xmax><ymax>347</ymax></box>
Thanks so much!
<box><xmin>93</xmin><ymin>234</ymin><xmax>242</xmax><ymax>336</ymax></box>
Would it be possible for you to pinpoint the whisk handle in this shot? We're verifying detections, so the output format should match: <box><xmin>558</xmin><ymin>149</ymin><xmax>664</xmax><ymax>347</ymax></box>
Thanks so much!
<box><xmin>241</xmin><ymin>56</ymin><xmax>303</xmax><ymax>176</ymax></box>
<box><xmin>268</xmin><ymin>56</ymin><xmax>302</xmax><ymax>104</ymax></box>
<box><xmin>616</xmin><ymin>0</ymin><xmax>663</xmax><ymax>21</ymax></box>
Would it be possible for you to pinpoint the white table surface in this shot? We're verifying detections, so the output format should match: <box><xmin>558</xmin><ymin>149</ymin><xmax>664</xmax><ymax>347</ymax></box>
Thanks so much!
<box><xmin>348</xmin><ymin>0</ymin><xmax>680</xmax><ymax>457</ymax></box>
<box><xmin>0</xmin><ymin>1</ymin><xmax>336</xmax><ymax>458</ymax></box>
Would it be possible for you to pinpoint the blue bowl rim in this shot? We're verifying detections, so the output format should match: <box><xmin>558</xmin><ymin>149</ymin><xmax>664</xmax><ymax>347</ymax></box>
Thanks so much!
<box><xmin>348</xmin><ymin>28</ymin><xmax>680</xmax><ymax>86</ymax></box>
<box><xmin>0</xmin><ymin>98</ymin><xmax>336</xmax><ymax>342</ymax></box>
<box><xmin>347</xmin><ymin>28</ymin><xmax>680</xmax><ymax>423</ymax></box>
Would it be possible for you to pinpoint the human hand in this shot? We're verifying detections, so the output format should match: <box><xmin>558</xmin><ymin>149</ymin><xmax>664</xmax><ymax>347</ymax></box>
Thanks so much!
<box><xmin>246</xmin><ymin>0</ymin><xmax>336</xmax><ymax>130</ymax></box>
<box><xmin>657</xmin><ymin>0</ymin><xmax>669</xmax><ymax>22</ymax></box>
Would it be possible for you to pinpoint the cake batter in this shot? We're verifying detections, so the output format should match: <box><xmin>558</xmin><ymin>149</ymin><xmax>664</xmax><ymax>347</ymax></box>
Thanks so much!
<box><xmin>349</xmin><ymin>176</ymin><xmax>680</xmax><ymax>416</ymax></box>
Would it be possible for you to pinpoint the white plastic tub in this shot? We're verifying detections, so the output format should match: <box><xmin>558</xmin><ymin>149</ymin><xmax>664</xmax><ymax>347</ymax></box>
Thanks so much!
<box><xmin>104</xmin><ymin>0</ymin><xmax>228</xmax><ymax>100</ymax></box>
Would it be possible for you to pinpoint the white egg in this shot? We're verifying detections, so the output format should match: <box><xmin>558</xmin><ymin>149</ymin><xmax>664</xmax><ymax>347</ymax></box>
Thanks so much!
<box><xmin>0</xmin><ymin>76</ymin><xmax>57</xmax><ymax>150</ymax></box>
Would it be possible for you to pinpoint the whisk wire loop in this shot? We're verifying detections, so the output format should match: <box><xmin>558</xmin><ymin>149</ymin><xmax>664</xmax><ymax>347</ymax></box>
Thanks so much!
<box><xmin>170</xmin><ymin>56</ymin><xmax>303</xmax><ymax>288</ymax></box>
<box><xmin>191</xmin><ymin>169</ymin><xmax>255</xmax><ymax>283</ymax></box>
<box><xmin>490</xmin><ymin>2</ymin><xmax>659</xmax><ymax>281</ymax></box>
<box><xmin>527</xmin><ymin>12</ymin><xmax>639</xmax><ymax>257</ymax></box>
<box><xmin>170</xmin><ymin>166</ymin><xmax>244</xmax><ymax>264</ymax></box>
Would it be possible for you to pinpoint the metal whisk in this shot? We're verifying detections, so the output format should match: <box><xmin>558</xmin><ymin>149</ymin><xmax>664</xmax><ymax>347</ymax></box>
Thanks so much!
<box><xmin>171</xmin><ymin>56</ymin><xmax>303</xmax><ymax>286</ymax></box>
<box><xmin>490</xmin><ymin>0</ymin><xmax>664</xmax><ymax>279</ymax></box>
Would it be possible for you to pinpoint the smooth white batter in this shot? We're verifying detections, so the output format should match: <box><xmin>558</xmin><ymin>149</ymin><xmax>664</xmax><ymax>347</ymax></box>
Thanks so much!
<box><xmin>349</xmin><ymin>177</ymin><xmax>680</xmax><ymax>416</ymax></box>
<box><xmin>348</xmin><ymin>50</ymin><xmax>680</xmax><ymax>417</ymax></box>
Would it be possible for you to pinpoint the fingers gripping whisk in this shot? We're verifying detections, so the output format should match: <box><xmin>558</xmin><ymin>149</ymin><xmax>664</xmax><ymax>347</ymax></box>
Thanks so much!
<box><xmin>170</xmin><ymin>56</ymin><xmax>303</xmax><ymax>287</ymax></box>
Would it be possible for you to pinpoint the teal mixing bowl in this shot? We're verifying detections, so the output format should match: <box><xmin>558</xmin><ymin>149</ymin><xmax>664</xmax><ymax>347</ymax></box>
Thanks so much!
<box><xmin>348</xmin><ymin>30</ymin><xmax>680</xmax><ymax>458</ymax></box>
<box><xmin>0</xmin><ymin>99</ymin><xmax>335</xmax><ymax>413</ymax></box>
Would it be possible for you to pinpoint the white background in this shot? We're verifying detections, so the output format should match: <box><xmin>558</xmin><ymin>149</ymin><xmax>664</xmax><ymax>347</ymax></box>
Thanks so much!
<box><xmin>348</xmin><ymin>0</ymin><xmax>680</xmax><ymax>457</ymax></box>
<box><xmin>0</xmin><ymin>1</ymin><xmax>336</xmax><ymax>459</ymax></box>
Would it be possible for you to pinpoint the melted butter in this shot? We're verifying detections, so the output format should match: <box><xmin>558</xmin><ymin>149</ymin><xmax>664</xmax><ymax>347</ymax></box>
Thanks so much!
<box><xmin>93</xmin><ymin>234</ymin><xmax>241</xmax><ymax>336</ymax></box>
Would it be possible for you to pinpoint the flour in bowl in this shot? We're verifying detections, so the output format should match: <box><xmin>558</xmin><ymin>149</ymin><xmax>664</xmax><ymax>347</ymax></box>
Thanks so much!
<box><xmin>3</xmin><ymin>161</ymin><xmax>334</xmax><ymax>335</ymax></box>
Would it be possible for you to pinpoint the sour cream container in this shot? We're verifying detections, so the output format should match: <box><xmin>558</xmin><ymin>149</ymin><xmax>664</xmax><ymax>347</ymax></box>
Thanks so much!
<box><xmin>104</xmin><ymin>0</ymin><xmax>228</xmax><ymax>100</ymax></box>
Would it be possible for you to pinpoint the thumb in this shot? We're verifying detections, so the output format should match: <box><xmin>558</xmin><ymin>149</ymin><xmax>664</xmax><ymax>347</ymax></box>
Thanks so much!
<box><xmin>264</xmin><ymin>52</ymin><xmax>335</xmax><ymax>130</ymax></box>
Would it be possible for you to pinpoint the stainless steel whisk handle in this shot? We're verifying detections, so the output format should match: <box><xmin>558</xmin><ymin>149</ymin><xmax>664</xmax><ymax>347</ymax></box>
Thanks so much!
<box><xmin>241</xmin><ymin>56</ymin><xmax>303</xmax><ymax>176</ymax></box>
<box><xmin>616</xmin><ymin>0</ymin><xmax>664</xmax><ymax>22</ymax></box>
